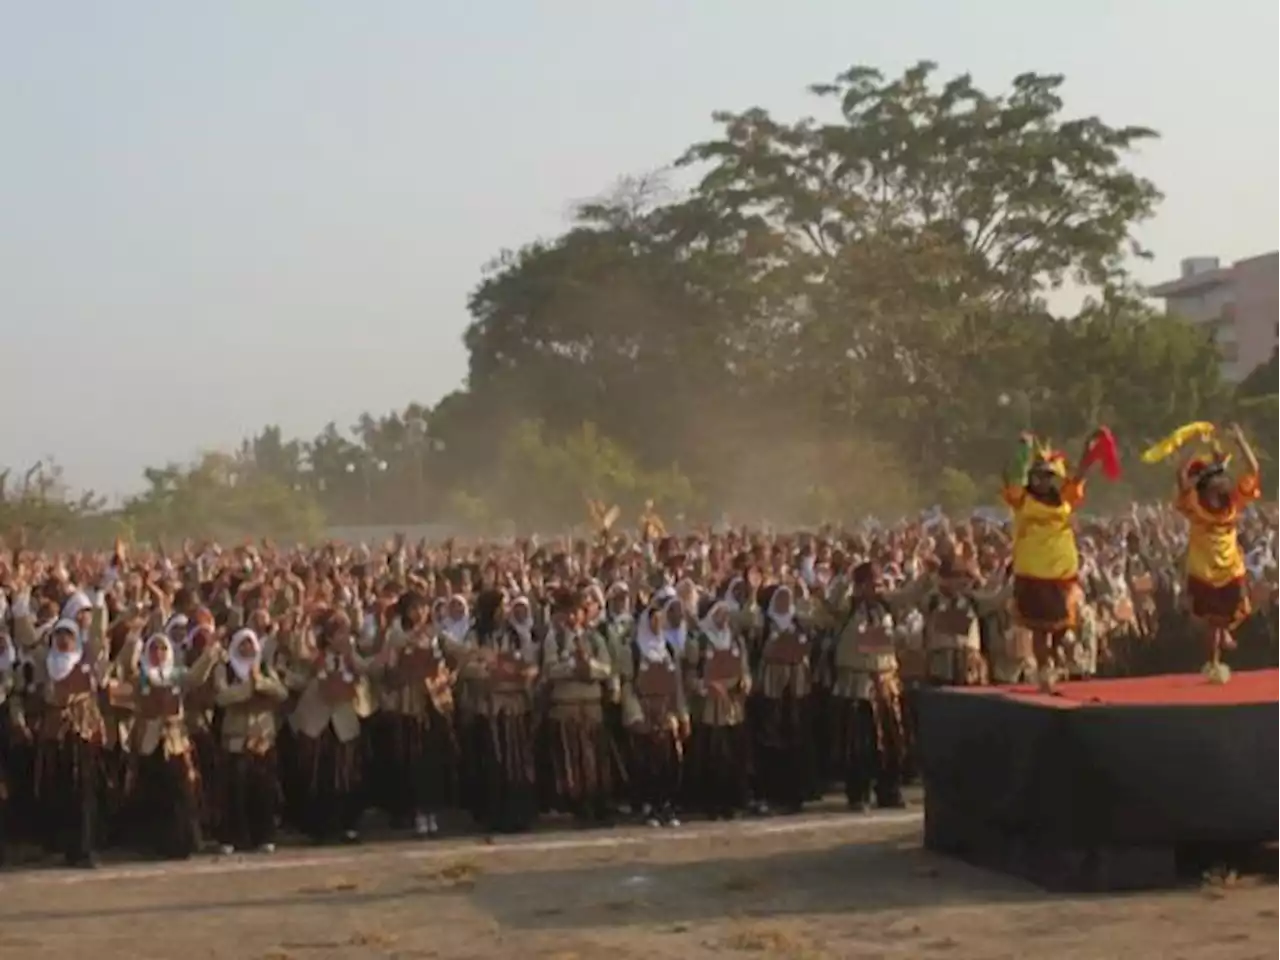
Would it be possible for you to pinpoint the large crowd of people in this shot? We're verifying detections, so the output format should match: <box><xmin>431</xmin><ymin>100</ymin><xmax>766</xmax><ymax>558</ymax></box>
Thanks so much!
<box><xmin>0</xmin><ymin>426</ymin><xmax>1274</xmax><ymax>870</ymax></box>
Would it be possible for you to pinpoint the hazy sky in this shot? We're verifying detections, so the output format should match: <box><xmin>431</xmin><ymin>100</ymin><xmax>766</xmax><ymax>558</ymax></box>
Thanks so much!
<box><xmin>2</xmin><ymin>1</ymin><xmax>1277</xmax><ymax>498</ymax></box>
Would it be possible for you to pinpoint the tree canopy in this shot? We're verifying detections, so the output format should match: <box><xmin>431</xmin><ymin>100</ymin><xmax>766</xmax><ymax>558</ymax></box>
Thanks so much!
<box><xmin>5</xmin><ymin>61</ymin><xmax>1270</xmax><ymax>541</ymax></box>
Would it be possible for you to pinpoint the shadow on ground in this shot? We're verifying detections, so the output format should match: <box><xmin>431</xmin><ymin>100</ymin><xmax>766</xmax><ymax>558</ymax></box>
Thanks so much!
<box><xmin>465</xmin><ymin>836</ymin><xmax>1043</xmax><ymax>931</ymax></box>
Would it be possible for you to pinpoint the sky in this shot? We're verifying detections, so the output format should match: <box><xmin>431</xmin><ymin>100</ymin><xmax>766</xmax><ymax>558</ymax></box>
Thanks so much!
<box><xmin>2</xmin><ymin>1</ymin><xmax>1277</xmax><ymax>499</ymax></box>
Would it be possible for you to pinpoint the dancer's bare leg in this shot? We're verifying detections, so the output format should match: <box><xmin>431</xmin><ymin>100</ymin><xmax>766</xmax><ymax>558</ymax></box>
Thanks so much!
<box><xmin>1033</xmin><ymin>630</ymin><xmax>1057</xmax><ymax>690</ymax></box>
<box><xmin>1203</xmin><ymin>623</ymin><xmax>1232</xmax><ymax>682</ymax></box>
<box><xmin>1218</xmin><ymin>625</ymin><xmax>1237</xmax><ymax>651</ymax></box>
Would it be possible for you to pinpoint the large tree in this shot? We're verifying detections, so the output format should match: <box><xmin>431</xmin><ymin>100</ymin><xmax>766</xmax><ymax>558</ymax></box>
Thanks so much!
<box><xmin>449</xmin><ymin>61</ymin><xmax>1198</xmax><ymax>510</ymax></box>
<box><xmin>24</xmin><ymin>60</ymin><xmax>1239</xmax><ymax>537</ymax></box>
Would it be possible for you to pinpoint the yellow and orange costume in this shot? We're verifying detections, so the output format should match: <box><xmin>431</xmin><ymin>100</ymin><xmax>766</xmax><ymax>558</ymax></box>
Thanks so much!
<box><xmin>1002</xmin><ymin>442</ymin><xmax>1085</xmax><ymax>634</ymax></box>
<box><xmin>1143</xmin><ymin>422</ymin><xmax>1261</xmax><ymax>630</ymax></box>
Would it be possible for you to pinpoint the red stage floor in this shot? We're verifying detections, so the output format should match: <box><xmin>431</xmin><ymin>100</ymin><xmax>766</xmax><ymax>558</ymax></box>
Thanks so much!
<box><xmin>958</xmin><ymin>669</ymin><xmax>1278</xmax><ymax>709</ymax></box>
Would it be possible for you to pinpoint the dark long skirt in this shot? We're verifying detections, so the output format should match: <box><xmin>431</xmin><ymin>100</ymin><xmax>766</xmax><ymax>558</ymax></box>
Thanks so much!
<box><xmin>832</xmin><ymin>691</ymin><xmax>906</xmax><ymax>809</ymax></box>
<box><xmin>221</xmin><ymin>749</ymin><xmax>280</xmax><ymax>851</ymax></box>
<box><xmin>0</xmin><ymin>717</ymin><xmax>35</xmax><ymax>850</ymax></box>
<box><xmin>132</xmin><ymin>749</ymin><xmax>202</xmax><ymax>859</ymax></box>
<box><xmin>899</xmin><ymin>685</ymin><xmax>921</xmax><ymax>784</ymax></box>
<box><xmin>0</xmin><ymin>739</ymin><xmax>9</xmax><ymax>863</ymax></box>
<box><xmin>470</xmin><ymin>709</ymin><xmax>538</xmax><ymax>833</ymax></box>
<box><xmin>1187</xmin><ymin>575</ymin><xmax>1250</xmax><ymax>630</ymax></box>
<box><xmin>603</xmin><ymin>700</ymin><xmax>631</xmax><ymax>807</ymax></box>
<box><xmin>35</xmin><ymin>734</ymin><xmax>103</xmax><ymax>866</ymax></box>
<box><xmin>752</xmin><ymin>693</ymin><xmax>815</xmax><ymax>812</ymax></box>
<box><xmin>543</xmin><ymin>703</ymin><xmax>612</xmax><ymax>818</ymax></box>
<box><xmin>1013</xmin><ymin>575</ymin><xmax>1078</xmax><ymax>633</ymax></box>
<box><xmin>686</xmin><ymin>723</ymin><xmax>749</xmax><ymax>818</ymax></box>
<box><xmin>276</xmin><ymin>723</ymin><xmax>302</xmax><ymax>831</ymax></box>
<box><xmin>627</xmin><ymin>726</ymin><xmax>682</xmax><ymax>814</ymax></box>
<box><xmin>389</xmin><ymin>707</ymin><xmax>458</xmax><ymax>815</ymax></box>
<box><xmin>809</xmin><ymin>683</ymin><xmax>834</xmax><ymax>796</ymax></box>
<box><xmin>294</xmin><ymin>729</ymin><xmax>364</xmax><ymax>842</ymax></box>
<box><xmin>189</xmin><ymin>726</ymin><xmax>220</xmax><ymax>836</ymax></box>
<box><xmin>457</xmin><ymin>710</ymin><xmax>481</xmax><ymax>817</ymax></box>
<box><xmin>364</xmin><ymin>712</ymin><xmax>403</xmax><ymax>823</ymax></box>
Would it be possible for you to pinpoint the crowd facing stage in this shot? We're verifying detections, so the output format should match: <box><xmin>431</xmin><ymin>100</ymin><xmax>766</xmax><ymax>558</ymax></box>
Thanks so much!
<box><xmin>0</xmin><ymin>426</ymin><xmax>1274</xmax><ymax>869</ymax></box>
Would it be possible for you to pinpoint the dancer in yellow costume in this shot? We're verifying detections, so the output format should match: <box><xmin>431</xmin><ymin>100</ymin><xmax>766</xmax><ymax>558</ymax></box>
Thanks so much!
<box><xmin>1144</xmin><ymin>422</ymin><xmax>1261</xmax><ymax>681</ymax></box>
<box><xmin>1001</xmin><ymin>431</ymin><xmax>1109</xmax><ymax>689</ymax></box>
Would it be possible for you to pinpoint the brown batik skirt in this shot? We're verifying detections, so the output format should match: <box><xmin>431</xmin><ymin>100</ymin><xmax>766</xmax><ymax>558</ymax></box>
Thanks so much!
<box><xmin>1012</xmin><ymin>575</ymin><xmax>1079</xmax><ymax>633</ymax></box>
<box><xmin>542</xmin><ymin>702</ymin><xmax>612</xmax><ymax>812</ymax></box>
<box><xmin>1186</xmin><ymin>575</ymin><xmax>1251</xmax><ymax>630</ymax></box>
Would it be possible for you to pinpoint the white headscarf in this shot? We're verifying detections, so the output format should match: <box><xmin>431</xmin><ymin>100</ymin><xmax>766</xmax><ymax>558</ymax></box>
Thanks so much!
<box><xmin>722</xmin><ymin>577</ymin><xmax>749</xmax><ymax>614</ymax></box>
<box><xmin>767</xmin><ymin>586</ymin><xmax>796</xmax><ymax>633</ymax></box>
<box><xmin>583</xmin><ymin>583</ymin><xmax>606</xmax><ymax>626</ymax></box>
<box><xmin>166</xmin><ymin>613</ymin><xmax>191</xmax><ymax>649</ymax></box>
<box><xmin>508</xmin><ymin>596</ymin><xmax>534</xmax><ymax>645</ymax></box>
<box><xmin>60</xmin><ymin>591</ymin><xmax>92</xmax><ymax>622</ymax></box>
<box><xmin>699</xmin><ymin>600</ymin><xmax>734</xmax><ymax>652</ymax></box>
<box><xmin>441</xmin><ymin>594</ymin><xmax>471</xmax><ymax>644</ymax></box>
<box><xmin>675</xmin><ymin>578</ymin><xmax>700</xmax><ymax>618</ymax></box>
<box><xmin>660</xmin><ymin>596</ymin><xmax>687</xmax><ymax>655</ymax></box>
<box><xmin>229</xmin><ymin>628</ymin><xmax>261</xmax><ymax>683</ymax></box>
<box><xmin>142</xmin><ymin>634</ymin><xmax>177</xmax><ymax>688</ymax></box>
<box><xmin>636</xmin><ymin>605</ymin><xmax>671</xmax><ymax>663</ymax></box>
<box><xmin>46</xmin><ymin>618</ymin><xmax>84</xmax><ymax>683</ymax></box>
<box><xmin>606</xmin><ymin>581</ymin><xmax>633</xmax><ymax>626</ymax></box>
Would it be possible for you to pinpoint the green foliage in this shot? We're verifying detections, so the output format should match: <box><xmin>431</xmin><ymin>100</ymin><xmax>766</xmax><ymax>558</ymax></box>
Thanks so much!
<box><xmin>470</xmin><ymin>419</ymin><xmax>698</xmax><ymax>533</ymax></box>
<box><xmin>935</xmin><ymin>468</ymin><xmax>980</xmax><ymax>514</ymax></box>
<box><xmin>10</xmin><ymin>60</ymin><xmax>1250</xmax><ymax>537</ymax></box>
<box><xmin>120</xmin><ymin>452</ymin><xmax>325</xmax><ymax>544</ymax></box>
<box><xmin>0</xmin><ymin>461</ymin><xmax>108</xmax><ymax>548</ymax></box>
<box><xmin>444</xmin><ymin>489</ymin><xmax>494</xmax><ymax>535</ymax></box>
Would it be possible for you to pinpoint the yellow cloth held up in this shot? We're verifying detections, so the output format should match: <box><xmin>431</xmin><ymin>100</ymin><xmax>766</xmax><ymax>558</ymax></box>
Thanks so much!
<box><xmin>1141</xmin><ymin>422</ymin><xmax>1216</xmax><ymax>464</ymax></box>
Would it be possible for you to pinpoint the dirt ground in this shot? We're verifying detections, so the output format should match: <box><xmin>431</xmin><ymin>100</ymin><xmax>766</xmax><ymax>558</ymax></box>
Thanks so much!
<box><xmin>0</xmin><ymin>808</ymin><xmax>1275</xmax><ymax>960</ymax></box>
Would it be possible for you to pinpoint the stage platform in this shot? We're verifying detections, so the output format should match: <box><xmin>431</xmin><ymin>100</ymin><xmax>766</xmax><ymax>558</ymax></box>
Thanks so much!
<box><xmin>918</xmin><ymin>670</ymin><xmax>1279</xmax><ymax>891</ymax></box>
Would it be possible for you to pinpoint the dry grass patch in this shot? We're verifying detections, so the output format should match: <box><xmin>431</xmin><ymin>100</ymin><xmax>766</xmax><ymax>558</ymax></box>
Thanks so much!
<box><xmin>722</xmin><ymin>924</ymin><xmax>827</xmax><ymax>958</ymax></box>
<box><xmin>348</xmin><ymin>929</ymin><xmax>398</xmax><ymax>947</ymax></box>
<box><xmin>414</xmin><ymin>859</ymin><xmax>484</xmax><ymax>890</ymax></box>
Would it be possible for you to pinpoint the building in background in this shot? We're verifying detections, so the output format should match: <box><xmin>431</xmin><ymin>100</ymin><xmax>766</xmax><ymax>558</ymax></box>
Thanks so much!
<box><xmin>1147</xmin><ymin>252</ymin><xmax>1278</xmax><ymax>382</ymax></box>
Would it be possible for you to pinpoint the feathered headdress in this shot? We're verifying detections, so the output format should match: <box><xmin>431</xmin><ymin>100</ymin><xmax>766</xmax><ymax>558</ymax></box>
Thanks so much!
<box><xmin>1140</xmin><ymin>421</ymin><xmax>1230</xmax><ymax>480</ymax></box>
<box><xmin>1028</xmin><ymin>438</ymin><xmax>1068</xmax><ymax>479</ymax></box>
<box><xmin>1010</xmin><ymin>434</ymin><xmax>1063</xmax><ymax>484</ymax></box>
<box><xmin>1014</xmin><ymin>427</ymin><xmax>1122</xmax><ymax>485</ymax></box>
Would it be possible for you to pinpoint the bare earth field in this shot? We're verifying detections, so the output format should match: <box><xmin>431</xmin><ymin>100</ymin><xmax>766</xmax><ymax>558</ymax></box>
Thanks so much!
<box><xmin>0</xmin><ymin>806</ymin><xmax>1275</xmax><ymax>960</ymax></box>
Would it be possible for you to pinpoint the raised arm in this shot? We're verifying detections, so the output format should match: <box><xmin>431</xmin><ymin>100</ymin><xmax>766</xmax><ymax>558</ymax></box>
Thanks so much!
<box><xmin>1229</xmin><ymin>423</ymin><xmax>1261</xmax><ymax>481</ymax></box>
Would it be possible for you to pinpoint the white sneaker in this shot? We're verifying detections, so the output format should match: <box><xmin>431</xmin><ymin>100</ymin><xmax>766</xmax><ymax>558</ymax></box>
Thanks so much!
<box><xmin>218</xmin><ymin>844</ymin><xmax>235</xmax><ymax>856</ymax></box>
<box><xmin>257</xmin><ymin>842</ymin><xmax>275</xmax><ymax>854</ymax></box>
<box><xmin>665</xmin><ymin>816</ymin><xmax>682</xmax><ymax>828</ymax></box>
<box><xmin>343</xmin><ymin>829</ymin><xmax>360</xmax><ymax>843</ymax></box>
<box><xmin>426</xmin><ymin>813</ymin><xmax>440</xmax><ymax>836</ymax></box>
<box><xmin>413</xmin><ymin>813</ymin><xmax>430</xmax><ymax>837</ymax></box>
<box><xmin>645</xmin><ymin>816</ymin><xmax>662</xmax><ymax>828</ymax></box>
